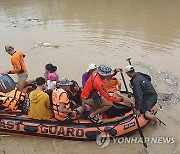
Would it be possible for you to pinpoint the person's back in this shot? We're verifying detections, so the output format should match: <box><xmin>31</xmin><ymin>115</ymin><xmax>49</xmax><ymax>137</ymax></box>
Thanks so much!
<box><xmin>10</xmin><ymin>51</ymin><xmax>27</xmax><ymax>74</ymax></box>
<box><xmin>131</xmin><ymin>72</ymin><xmax>157</xmax><ymax>96</ymax></box>
<box><xmin>1</xmin><ymin>45</ymin><xmax>35</xmax><ymax>92</ymax></box>
<box><xmin>125</xmin><ymin>65</ymin><xmax>160</xmax><ymax>124</ymax></box>
<box><xmin>28</xmin><ymin>77</ymin><xmax>52</xmax><ymax>120</ymax></box>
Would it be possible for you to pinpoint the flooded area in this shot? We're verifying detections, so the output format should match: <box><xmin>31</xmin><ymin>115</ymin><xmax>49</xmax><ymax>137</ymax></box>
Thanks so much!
<box><xmin>0</xmin><ymin>0</ymin><xmax>180</xmax><ymax>153</ymax></box>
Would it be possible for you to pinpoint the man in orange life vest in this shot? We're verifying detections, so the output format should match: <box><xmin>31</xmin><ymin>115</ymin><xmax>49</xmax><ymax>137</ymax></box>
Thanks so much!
<box><xmin>1</xmin><ymin>45</ymin><xmax>35</xmax><ymax>92</ymax></box>
<box><xmin>81</xmin><ymin>64</ymin><xmax>132</xmax><ymax>123</ymax></box>
<box><xmin>52</xmin><ymin>78</ymin><xmax>84</xmax><ymax>122</ymax></box>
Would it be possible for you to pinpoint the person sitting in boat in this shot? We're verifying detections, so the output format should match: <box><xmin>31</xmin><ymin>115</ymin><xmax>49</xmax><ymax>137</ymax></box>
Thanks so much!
<box><xmin>103</xmin><ymin>75</ymin><xmax>121</xmax><ymax>96</ymax></box>
<box><xmin>125</xmin><ymin>65</ymin><xmax>160</xmax><ymax>124</ymax></box>
<box><xmin>47</xmin><ymin>72</ymin><xmax>57</xmax><ymax>90</ymax></box>
<box><xmin>52</xmin><ymin>78</ymin><xmax>84</xmax><ymax>122</ymax></box>
<box><xmin>67</xmin><ymin>80</ymin><xmax>82</xmax><ymax>108</ymax></box>
<box><xmin>0</xmin><ymin>45</ymin><xmax>35</xmax><ymax>92</ymax></box>
<box><xmin>28</xmin><ymin>77</ymin><xmax>53</xmax><ymax>120</ymax></box>
<box><xmin>82</xmin><ymin>63</ymin><xmax>98</xmax><ymax>88</ymax></box>
<box><xmin>44</xmin><ymin>63</ymin><xmax>59</xmax><ymax>82</ymax></box>
<box><xmin>68</xmin><ymin>80</ymin><xmax>91</xmax><ymax>119</ymax></box>
<box><xmin>81</xmin><ymin>64</ymin><xmax>132</xmax><ymax>123</ymax></box>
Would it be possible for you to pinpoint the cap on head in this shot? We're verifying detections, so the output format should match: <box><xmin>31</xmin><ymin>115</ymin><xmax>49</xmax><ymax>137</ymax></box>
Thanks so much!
<box><xmin>57</xmin><ymin>78</ymin><xmax>73</xmax><ymax>86</ymax></box>
<box><xmin>125</xmin><ymin>65</ymin><xmax>134</xmax><ymax>73</ymax></box>
<box><xmin>5</xmin><ymin>45</ymin><xmax>14</xmax><ymax>51</ymax></box>
<box><xmin>98</xmin><ymin>64</ymin><xmax>114</xmax><ymax>76</ymax></box>
<box><xmin>87</xmin><ymin>63</ymin><xmax>97</xmax><ymax>72</ymax></box>
<box><xmin>48</xmin><ymin>73</ymin><xmax>56</xmax><ymax>81</ymax></box>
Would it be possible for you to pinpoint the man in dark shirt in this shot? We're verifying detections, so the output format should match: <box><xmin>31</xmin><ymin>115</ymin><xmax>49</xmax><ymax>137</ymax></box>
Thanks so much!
<box><xmin>125</xmin><ymin>65</ymin><xmax>160</xmax><ymax>124</ymax></box>
<box><xmin>68</xmin><ymin>80</ymin><xmax>82</xmax><ymax>108</ymax></box>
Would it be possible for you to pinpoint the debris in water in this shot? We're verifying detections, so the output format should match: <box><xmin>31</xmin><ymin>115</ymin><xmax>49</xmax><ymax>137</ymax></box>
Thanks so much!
<box><xmin>163</xmin><ymin>73</ymin><xmax>178</xmax><ymax>87</ymax></box>
<box><xmin>34</xmin><ymin>42</ymin><xmax>60</xmax><ymax>49</ymax></box>
<box><xmin>27</xmin><ymin>18</ymin><xmax>41</xmax><ymax>22</ymax></box>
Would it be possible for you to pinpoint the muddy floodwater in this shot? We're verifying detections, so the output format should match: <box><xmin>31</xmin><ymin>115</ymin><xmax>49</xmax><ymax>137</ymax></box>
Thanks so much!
<box><xmin>0</xmin><ymin>0</ymin><xmax>180</xmax><ymax>153</ymax></box>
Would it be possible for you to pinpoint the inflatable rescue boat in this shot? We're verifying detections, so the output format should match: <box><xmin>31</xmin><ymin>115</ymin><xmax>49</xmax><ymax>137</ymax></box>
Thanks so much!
<box><xmin>0</xmin><ymin>75</ymin><xmax>158</xmax><ymax>141</ymax></box>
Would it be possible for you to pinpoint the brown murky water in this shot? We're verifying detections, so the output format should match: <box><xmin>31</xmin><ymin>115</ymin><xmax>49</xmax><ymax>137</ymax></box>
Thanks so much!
<box><xmin>0</xmin><ymin>0</ymin><xmax>180</xmax><ymax>153</ymax></box>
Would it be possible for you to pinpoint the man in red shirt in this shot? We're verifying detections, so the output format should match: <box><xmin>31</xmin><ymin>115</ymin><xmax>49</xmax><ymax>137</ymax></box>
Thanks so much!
<box><xmin>81</xmin><ymin>64</ymin><xmax>132</xmax><ymax>123</ymax></box>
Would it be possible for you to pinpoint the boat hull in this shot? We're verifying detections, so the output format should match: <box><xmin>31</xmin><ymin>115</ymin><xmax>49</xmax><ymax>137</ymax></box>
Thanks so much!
<box><xmin>0</xmin><ymin>105</ymin><xmax>158</xmax><ymax>141</ymax></box>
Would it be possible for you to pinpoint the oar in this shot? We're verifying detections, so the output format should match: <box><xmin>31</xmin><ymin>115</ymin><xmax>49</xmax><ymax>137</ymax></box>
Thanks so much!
<box><xmin>126</xmin><ymin>58</ymin><xmax>132</xmax><ymax>65</ymax></box>
<box><xmin>120</xmin><ymin>71</ymin><xmax>148</xmax><ymax>149</ymax></box>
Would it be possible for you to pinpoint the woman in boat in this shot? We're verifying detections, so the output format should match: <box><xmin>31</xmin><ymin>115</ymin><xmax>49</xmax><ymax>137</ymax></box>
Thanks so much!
<box><xmin>44</xmin><ymin>63</ymin><xmax>59</xmax><ymax>82</ymax></box>
<box><xmin>68</xmin><ymin>80</ymin><xmax>82</xmax><ymax>108</ymax></box>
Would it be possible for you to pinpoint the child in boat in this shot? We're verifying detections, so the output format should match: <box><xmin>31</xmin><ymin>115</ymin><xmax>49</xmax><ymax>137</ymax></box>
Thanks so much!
<box><xmin>47</xmin><ymin>73</ymin><xmax>57</xmax><ymax>90</ymax></box>
<box><xmin>52</xmin><ymin>78</ymin><xmax>84</xmax><ymax>122</ymax></box>
<box><xmin>44</xmin><ymin>63</ymin><xmax>59</xmax><ymax>82</ymax></box>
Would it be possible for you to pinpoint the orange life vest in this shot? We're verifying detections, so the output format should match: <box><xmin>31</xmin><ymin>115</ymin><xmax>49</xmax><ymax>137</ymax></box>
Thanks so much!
<box><xmin>52</xmin><ymin>88</ymin><xmax>71</xmax><ymax>121</ymax></box>
<box><xmin>0</xmin><ymin>89</ymin><xmax>26</xmax><ymax>110</ymax></box>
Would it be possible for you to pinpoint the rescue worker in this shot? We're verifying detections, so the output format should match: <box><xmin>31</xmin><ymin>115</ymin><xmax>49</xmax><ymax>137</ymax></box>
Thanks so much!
<box><xmin>1</xmin><ymin>45</ymin><xmax>35</xmax><ymax>92</ymax></box>
<box><xmin>81</xmin><ymin>64</ymin><xmax>132</xmax><ymax>123</ymax></box>
<box><xmin>125</xmin><ymin>65</ymin><xmax>160</xmax><ymax>124</ymax></box>
<box><xmin>52</xmin><ymin>78</ymin><xmax>84</xmax><ymax>122</ymax></box>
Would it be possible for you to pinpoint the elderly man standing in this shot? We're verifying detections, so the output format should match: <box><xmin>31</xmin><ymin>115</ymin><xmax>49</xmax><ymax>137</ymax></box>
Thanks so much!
<box><xmin>1</xmin><ymin>45</ymin><xmax>34</xmax><ymax>92</ymax></box>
